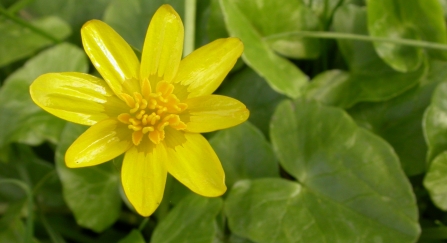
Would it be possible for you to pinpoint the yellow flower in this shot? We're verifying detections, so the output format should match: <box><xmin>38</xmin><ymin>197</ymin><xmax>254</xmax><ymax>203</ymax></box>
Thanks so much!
<box><xmin>29</xmin><ymin>4</ymin><xmax>248</xmax><ymax>216</ymax></box>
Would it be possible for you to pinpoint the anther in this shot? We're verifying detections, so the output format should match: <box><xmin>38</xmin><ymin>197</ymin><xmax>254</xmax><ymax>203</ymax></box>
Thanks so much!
<box><xmin>142</xmin><ymin>126</ymin><xmax>154</xmax><ymax>134</ymax></box>
<box><xmin>136</xmin><ymin>110</ymin><xmax>146</xmax><ymax>119</ymax></box>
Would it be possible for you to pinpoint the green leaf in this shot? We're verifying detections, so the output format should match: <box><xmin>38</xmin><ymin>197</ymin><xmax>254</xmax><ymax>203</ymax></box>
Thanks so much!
<box><xmin>119</xmin><ymin>229</ymin><xmax>146</xmax><ymax>243</ymax></box>
<box><xmin>28</xmin><ymin>0</ymin><xmax>111</xmax><ymax>27</ymax></box>
<box><xmin>219</xmin><ymin>0</ymin><xmax>310</xmax><ymax>99</ymax></box>
<box><xmin>207</xmin><ymin>0</ymin><xmax>228</xmax><ymax>41</ymax></box>
<box><xmin>424</xmin><ymin>151</ymin><xmax>447</xmax><ymax>211</ymax></box>
<box><xmin>103</xmin><ymin>0</ymin><xmax>184</xmax><ymax>51</ymax></box>
<box><xmin>228</xmin><ymin>234</ymin><xmax>255</xmax><ymax>243</ymax></box>
<box><xmin>302</xmin><ymin>0</ymin><xmax>343</xmax><ymax>27</ymax></box>
<box><xmin>368</xmin><ymin>0</ymin><xmax>447</xmax><ymax>72</ymax></box>
<box><xmin>55</xmin><ymin>123</ymin><xmax>122</xmax><ymax>232</ymax></box>
<box><xmin>151</xmin><ymin>194</ymin><xmax>222</xmax><ymax>243</ymax></box>
<box><xmin>209</xmin><ymin>122</ymin><xmax>279</xmax><ymax>188</ymax></box>
<box><xmin>226</xmin><ymin>0</ymin><xmax>322</xmax><ymax>59</ymax></box>
<box><xmin>0</xmin><ymin>43</ymin><xmax>87</xmax><ymax>147</ymax></box>
<box><xmin>348</xmin><ymin>60</ymin><xmax>447</xmax><ymax>176</ymax></box>
<box><xmin>0</xmin><ymin>16</ymin><xmax>71</xmax><ymax>67</ymax></box>
<box><xmin>227</xmin><ymin>98</ymin><xmax>420</xmax><ymax>242</ymax></box>
<box><xmin>0</xmin><ymin>218</ymin><xmax>26</xmax><ymax>243</ymax></box>
<box><xmin>217</xmin><ymin>67</ymin><xmax>285</xmax><ymax>136</ymax></box>
<box><xmin>0</xmin><ymin>200</ymin><xmax>26</xmax><ymax>241</ymax></box>
<box><xmin>0</xmin><ymin>145</ymin><xmax>64</xmax><ymax>207</ymax></box>
<box><xmin>307</xmin><ymin>4</ymin><xmax>425</xmax><ymax>108</ymax></box>
<box><xmin>423</xmin><ymin>81</ymin><xmax>447</xmax><ymax>163</ymax></box>
<box><xmin>26</xmin><ymin>0</ymin><xmax>112</xmax><ymax>43</ymax></box>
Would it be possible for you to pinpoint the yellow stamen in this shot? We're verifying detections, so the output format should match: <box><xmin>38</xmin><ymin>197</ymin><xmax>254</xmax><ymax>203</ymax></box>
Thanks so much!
<box><xmin>117</xmin><ymin>80</ymin><xmax>188</xmax><ymax>145</ymax></box>
<box><xmin>132</xmin><ymin>131</ymin><xmax>143</xmax><ymax>145</ymax></box>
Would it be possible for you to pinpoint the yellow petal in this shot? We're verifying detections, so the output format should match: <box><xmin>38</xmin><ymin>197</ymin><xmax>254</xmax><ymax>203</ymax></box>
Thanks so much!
<box><xmin>121</xmin><ymin>146</ymin><xmax>167</xmax><ymax>217</ymax></box>
<box><xmin>30</xmin><ymin>72</ymin><xmax>128</xmax><ymax>126</ymax></box>
<box><xmin>173</xmin><ymin>38</ymin><xmax>243</xmax><ymax>98</ymax></box>
<box><xmin>162</xmin><ymin>129</ymin><xmax>226</xmax><ymax>197</ymax></box>
<box><xmin>81</xmin><ymin>20</ymin><xmax>140</xmax><ymax>95</ymax></box>
<box><xmin>65</xmin><ymin>119</ymin><xmax>132</xmax><ymax>168</ymax></box>
<box><xmin>140</xmin><ymin>4</ymin><xmax>184</xmax><ymax>84</ymax></box>
<box><xmin>180</xmin><ymin>95</ymin><xmax>249</xmax><ymax>133</ymax></box>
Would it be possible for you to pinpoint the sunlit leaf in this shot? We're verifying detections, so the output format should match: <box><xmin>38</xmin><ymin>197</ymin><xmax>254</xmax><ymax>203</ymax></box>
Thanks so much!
<box><xmin>424</xmin><ymin>151</ymin><xmax>447</xmax><ymax>211</ymax></box>
<box><xmin>151</xmin><ymin>194</ymin><xmax>222</xmax><ymax>243</ymax></box>
<box><xmin>305</xmin><ymin>4</ymin><xmax>425</xmax><ymax>108</ymax></box>
<box><xmin>224</xmin><ymin>98</ymin><xmax>420</xmax><ymax>243</ymax></box>
<box><xmin>423</xmin><ymin>81</ymin><xmax>447</xmax><ymax>163</ymax></box>
<box><xmin>368</xmin><ymin>0</ymin><xmax>447</xmax><ymax>72</ymax></box>
<box><xmin>210</xmin><ymin>122</ymin><xmax>279</xmax><ymax>188</ymax></box>
<box><xmin>349</xmin><ymin>60</ymin><xmax>447</xmax><ymax>176</ymax></box>
<box><xmin>219</xmin><ymin>0</ymin><xmax>310</xmax><ymax>98</ymax></box>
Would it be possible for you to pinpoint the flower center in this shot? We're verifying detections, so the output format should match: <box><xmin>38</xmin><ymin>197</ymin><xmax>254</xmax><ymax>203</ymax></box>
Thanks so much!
<box><xmin>117</xmin><ymin>79</ymin><xmax>187</xmax><ymax>145</ymax></box>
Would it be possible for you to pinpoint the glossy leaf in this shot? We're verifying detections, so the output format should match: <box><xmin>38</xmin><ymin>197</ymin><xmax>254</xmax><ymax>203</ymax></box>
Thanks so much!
<box><xmin>424</xmin><ymin>151</ymin><xmax>447</xmax><ymax>211</ymax></box>
<box><xmin>349</xmin><ymin>60</ymin><xmax>447</xmax><ymax>175</ymax></box>
<box><xmin>224</xmin><ymin>0</ymin><xmax>322</xmax><ymax>59</ymax></box>
<box><xmin>55</xmin><ymin>122</ymin><xmax>122</xmax><ymax>232</ymax></box>
<box><xmin>226</xmin><ymin>98</ymin><xmax>420</xmax><ymax>242</ymax></box>
<box><xmin>217</xmin><ymin>67</ymin><xmax>285</xmax><ymax>136</ymax></box>
<box><xmin>103</xmin><ymin>0</ymin><xmax>184</xmax><ymax>51</ymax></box>
<box><xmin>302</xmin><ymin>0</ymin><xmax>343</xmax><ymax>27</ymax></box>
<box><xmin>368</xmin><ymin>0</ymin><xmax>447</xmax><ymax>72</ymax></box>
<box><xmin>306</xmin><ymin>4</ymin><xmax>426</xmax><ymax>108</ymax></box>
<box><xmin>0</xmin><ymin>16</ymin><xmax>71</xmax><ymax>67</ymax></box>
<box><xmin>209</xmin><ymin>122</ymin><xmax>279</xmax><ymax>188</ymax></box>
<box><xmin>424</xmin><ymin>81</ymin><xmax>447</xmax><ymax>163</ymax></box>
<box><xmin>0</xmin><ymin>43</ymin><xmax>87</xmax><ymax>147</ymax></box>
<box><xmin>151</xmin><ymin>194</ymin><xmax>222</xmax><ymax>243</ymax></box>
<box><xmin>219</xmin><ymin>0</ymin><xmax>309</xmax><ymax>98</ymax></box>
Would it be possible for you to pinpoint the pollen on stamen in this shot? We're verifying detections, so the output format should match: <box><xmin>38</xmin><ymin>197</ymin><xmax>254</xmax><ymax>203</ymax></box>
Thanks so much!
<box><xmin>142</xmin><ymin>126</ymin><xmax>154</xmax><ymax>134</ymax></box>
<box><xmin>117</xmin><ymin>80</ymin><xmax>188</xmax><ymax>146</ymax></box>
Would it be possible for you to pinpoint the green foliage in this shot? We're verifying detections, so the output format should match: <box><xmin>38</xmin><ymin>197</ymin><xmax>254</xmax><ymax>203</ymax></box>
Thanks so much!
<box><xmin>210</xmin><ymin>121</ymin><xmax>279</xmax><ymax>188</ymax></box>
<box><xmin>0</xmin><ymin>16</ymin><xmax>71</xmax><ymax>67</ymax></box>
<box><xmin>367</xmin><ymin>0</ymin><xmax>447</xmax><ymax>72</ymax></box>
<box><xmin>219</xmin><ymin>0</ymin><xmax>309</xmax><ymax>98</ymax></box>
<box><xmin>0</xmin><ymin>43</ymin><xmax>86</xmax><ymax>147</ymax></box>
<box><xmin>55</xmin><ymin>123</ymin><xmax>122</xmax><ymax>232</ymax></box>
<box><xmin>424</xmin><ymin>151</ymin><xmax>447</xmax><ymax>211</ymax></box>
<box><xmin>151</xmin><ymin>194</ymin><xmax>222</xmax><ymax>243</ymax></box>
<box><xmin>3</xmin><ymin>0</ymin><xmax>447</xmax><ymax>242</ymax></box>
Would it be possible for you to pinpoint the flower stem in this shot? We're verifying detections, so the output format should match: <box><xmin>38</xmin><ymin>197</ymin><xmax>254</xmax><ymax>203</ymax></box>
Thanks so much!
<box><xmin>183</xmin><ymin>0</ymin><xmax>197</xmax><ymax>57</ymax></box>
<box><xmin>138</xmin><ymin>218</ymin><xmax>149</xmax><ymax>231</ymax></box>
<box><xmin>0</xmin><ymin>6</ymin><xmax>61</xmax><ymax>44</ymax></box>
<box><xmin>263</xmin><ymin>30</ymin><xmax>447</xmax><ymax>51</ymax></box>
<box><xmin>0</xmin><ymin>179</ymin><xmax>33</xmax><ymax>243</ymax></box>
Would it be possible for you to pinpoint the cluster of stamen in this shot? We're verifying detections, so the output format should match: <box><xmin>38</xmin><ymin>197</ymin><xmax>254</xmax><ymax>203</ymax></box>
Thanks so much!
<box><xmin>118</xmin><ymin>79</ymin><xmax>187</xmax><ymax>145</ymax></box>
